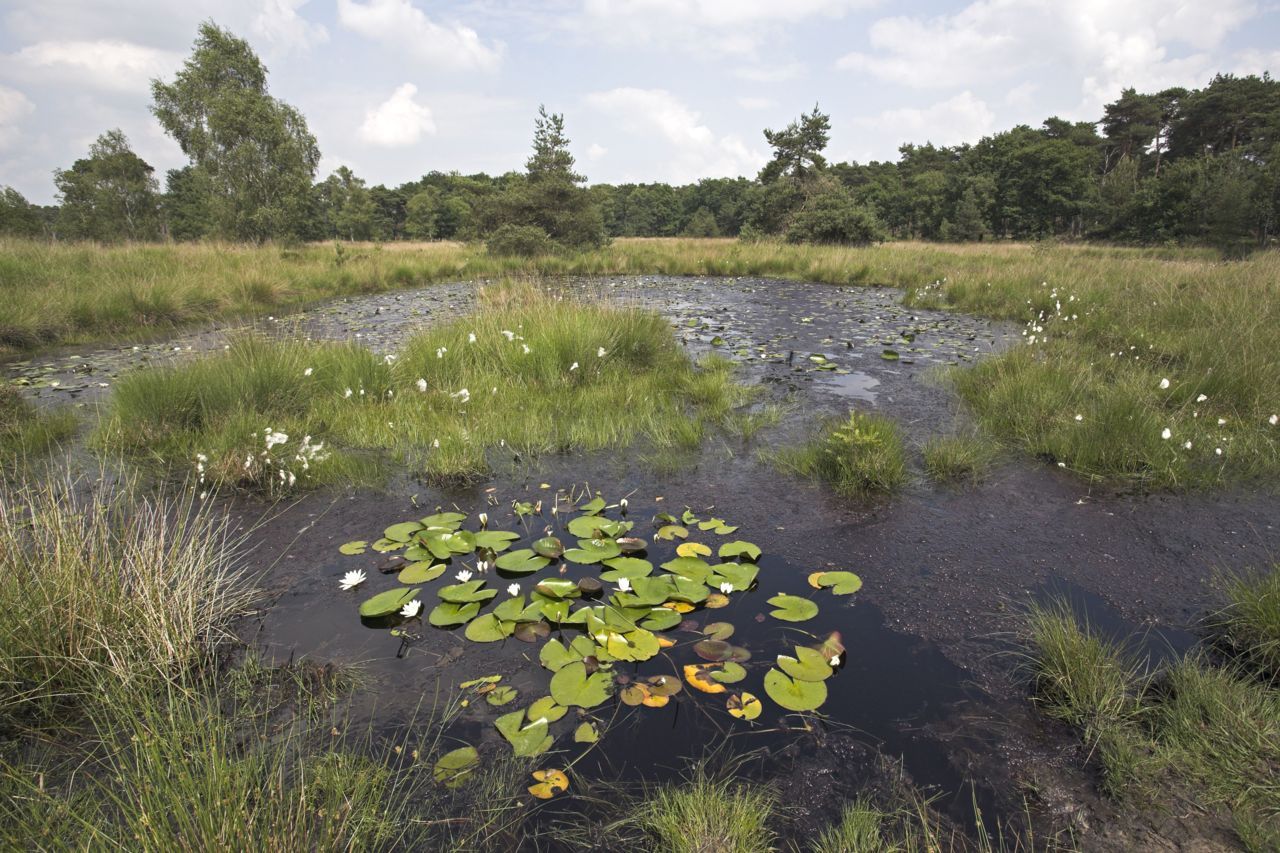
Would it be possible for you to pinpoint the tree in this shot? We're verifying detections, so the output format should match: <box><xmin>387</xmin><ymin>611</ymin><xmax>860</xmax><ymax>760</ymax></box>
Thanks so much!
<box><xmin>316</xmin><ymin>166</ymin><xmax>374</xmax><ymax>240</ymax></box>
<box><xmin>681</xmin><ymin>206</ymin><xmax>719</xmax><ymax>237</ymax></box>
<box><xmin>940</xmin><ymin>183</ymin><xmax>989</xmax><ymax>241</ymax></box>
<box><xmin>54</xmin><ymin>129</ymin><xmax>160</xmax><ymax>242</ymax></box>
<box><xmin>0</xmin><ymin>187</ymin><xmax>44</xmax><ymax>238</ymax></box>
<box><xmin>151</xmin><ymin>21</ymin><xmax>320</xmax><ymax>242</ymax></box>
<box><xmin>161</xmin><ymin>166</ymin><xmax>212</xmax><ymax>240</ymax></box>
<box><xmin>785</xmin><ymin>182</ymin><xmax>885</xmax><ymax>245</ymax></box>
<box><xmin>404</xmin><ymin>189</ymin><xmax>438</xmax><ymax>240</ymax></box>
<box><xmin>759</xmin><ymin>105</ymin><xmax>831</xmax><ymax>184</ymax></box>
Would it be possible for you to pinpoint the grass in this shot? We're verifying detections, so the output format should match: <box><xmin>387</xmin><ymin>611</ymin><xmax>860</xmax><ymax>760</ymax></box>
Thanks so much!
<box><xmin>0</xmin><ymin>385</ymin><xmax>77</xmax><ymax>464</ymax></box>
<box><xmin>5</xmin><ymin>236</ymin><xmax>1279</xmax><ymax>489</ymax></box>
<box><xmin>0</xmin><ymin>471</ymin><xmax>253</xmax><ymax>727</ymax></box>
<box><xmin>922</xmin><ymin>433</ymin><xmax>998</xmax><ymax>484</ymax></box>
<box><xmin>1208</xmin><ymin>567</ymin><xmax>1280</xmax><ymax>680</ymax></box>
<box><xmin>98</xmin><ymin>282</ymin><xmax>750</xmax><ymax>493</ymax></box>
<box><xmin>776</xmin><ymin>409</ymin><xmax>908</xmax><ymax>498</ymax></box>
<box><xmin>1025</xmin><ymin>584</ymin><xmax>1280</xmax><ymax>849</ymax></box>
<box><xmin>627</xmin><ymin>769</ymin><xmax>777</xmax><ymax>853</ymax></box>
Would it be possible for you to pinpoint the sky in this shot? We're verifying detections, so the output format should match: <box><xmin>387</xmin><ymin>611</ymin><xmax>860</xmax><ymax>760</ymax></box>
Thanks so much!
<box><xmin>1</xmin><ymin>0</ymin><xmax>1278</xmax><ymax>204</ymax></box>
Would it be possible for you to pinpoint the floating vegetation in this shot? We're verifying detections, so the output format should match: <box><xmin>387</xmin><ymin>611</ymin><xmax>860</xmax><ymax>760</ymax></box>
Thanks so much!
<box><xmin>335</xmin><ymin>492</ymin><xmax>864</xmax><ymax>794</ymax></box>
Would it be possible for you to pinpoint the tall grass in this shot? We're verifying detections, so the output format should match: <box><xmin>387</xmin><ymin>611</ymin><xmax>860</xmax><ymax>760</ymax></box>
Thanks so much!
<box><xmin>1025</xmin><ymin>595</ymin><xmax>1280</xmax><ymax>847</ymax></box>
<box><xmin>100</xmin><ymin>284</ymin><xmax>750</xmax><ymax>491</ymax></box>
<box><xmin>1208</xmin><ymin>567</ymin><xmax>1280</xmax><ymax>680</ymax></box>
<box><xmin>776</xmin><ymin>410</ymin><xmax>908</xmax><ymax>498</ymax></box>
<box><xmin>0</xmin><ymin>472</ymin><xmax>253</xmax><ymax>726</ymax></box>
<box><xmin>0</xmin><ymin>385</ymin><xmax>77</xmax><ymax>464</ymax></box>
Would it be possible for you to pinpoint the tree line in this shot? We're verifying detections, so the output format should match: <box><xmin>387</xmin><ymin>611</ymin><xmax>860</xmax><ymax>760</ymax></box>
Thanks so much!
<box><xmin>1</xmin><ymin>21</ymin><xmax>1277</xmax><ymax>254</ymax></box>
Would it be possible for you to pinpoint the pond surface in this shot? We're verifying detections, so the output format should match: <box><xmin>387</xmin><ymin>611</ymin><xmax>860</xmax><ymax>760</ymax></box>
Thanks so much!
<box><xmin>11</xmin><ymin>275</ymin><xmax>1280</xmax><ymax>846</ymax></box>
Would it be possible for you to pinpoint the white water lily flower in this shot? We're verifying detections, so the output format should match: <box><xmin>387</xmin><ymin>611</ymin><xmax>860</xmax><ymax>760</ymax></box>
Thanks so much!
<box><xmin>478</xmin><ymin>512</ymin><xmax>488</xmax><ymax>528</ymax></box>
<box><xmin>455</xmin><ymin>569</ymin><xmax>473</xmax><ymax>583</ymax></box>
<box><xmin>830</xmin><ymin>654</ymin><xmax>841</xmax><ymax>667</ymax></box>
<box><xmin>304</xmin><ymin>367</ymin><xmax>313</xmax><ymax>377</ymax></box>
<box><xmin>569</xmin><ymin>362</ymin><xmax>579</xmax><ymax>371</ymax></box>
<box><xmin>1161</xmin><ymin>428</ymin><xmax>1172</xmax><ymax>440</ymax></box>
<box><xmin>476</xmin><ymin>559</ymin><xmax>491</xmax><ymax>574</ymax></box>
<box><xmin>620</xmin><ymin>498</ymin><xmax>628</xmax><ymax>510</ymax></box>
<box><xmin>719</xmin><ymin>582</ymin><xmax>734</xmax><ymax>595</ymax></box>
<box><xmin>452</xmin><ymin>388</ymin><xmax>471</xmax><ymax>404</ymax></box>
<box><xmin>1196</xmin><ymin>394</ymin><xmax>1208</xmax><ymax>403</ymax></box>
<box><xmin>339</xmin><ymin>570</ymin><xmax>366</xmax><ymax>591</ymax></box>
<box><xmin>400</xmin><ymin>599</ymin><xmax>422</xmax><ymax>618</ymax></box>
<box><xmin>507</xmin><ymin>583</ymin><xmax>520</xmax><ymax>596</ymax></box>
<box><xmin>468</xmin><ymin>332</ymin><xmax>477</xmax><ymax>343</ymax></box>
<box><xmin>616</xmin><ymin>577</ymin><xmax>632</xmax><ymax>592</ymax></box>
<box><xmin>416</xmin><ymin>378</ymin><xmax>428</xmax><ymax>392</ymax></box>
<box><xmin>1159</xmin><ymin>378</ymin><xmax>1170</xmax><ymax>389</ymax></box>
<box><xmin>597</xmin><ymin>347</ymin><xmax>607</xmax><ymax>358</ymax></box>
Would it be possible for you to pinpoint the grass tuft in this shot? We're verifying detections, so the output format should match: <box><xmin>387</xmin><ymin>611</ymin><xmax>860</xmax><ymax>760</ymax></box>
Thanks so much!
<box><xmin>776</xmin><ymin>409</ymin><xmax>907</xmax><ymax>498</ymax></box>
<box><xmin>1209</xmin><ymin>567</ymin><xmax>1280</xmax><ymax>680</ymax></box>
<box><xmin>0</xmin><ymin>385</ymin><xmax>78</xmax><ymax>464</ymax></box>
<box><xmin>922</xmin><ymin>432</ymin><xmax>998</xmax><ymax>484</ymax></box>
<box><xmin>630</xmin><ymin>770</ymin><xmax>776</xmax><ymax>853</ymax></box>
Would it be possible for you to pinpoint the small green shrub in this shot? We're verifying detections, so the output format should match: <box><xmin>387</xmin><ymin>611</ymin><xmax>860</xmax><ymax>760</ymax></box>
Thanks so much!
<box><xmin>778</xmin><ymin>410</ymin><xmax>907</xmax><ymax>497</ymax></box>
<box><xmin>785</xmin><ymin>185</ymin><xmax>886</xmax><ymax>245</ymax></box>
<box><xmin>486</xmin><ymin>224</ymin><xmax>554</xmax><ymax>257</ymax></box>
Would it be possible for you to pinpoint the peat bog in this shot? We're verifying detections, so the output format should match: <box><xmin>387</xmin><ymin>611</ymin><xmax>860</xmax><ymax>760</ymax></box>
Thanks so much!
<box><xmin>6</xmin><ymin>274</ymin><xmax>1280</xmax><ymax>850</ymax></box>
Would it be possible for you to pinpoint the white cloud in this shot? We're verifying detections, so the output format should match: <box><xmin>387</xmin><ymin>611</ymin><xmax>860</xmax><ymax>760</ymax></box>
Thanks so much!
<box><xmin>836</xmin><ymin>0</ymin><xmax>1259</xmax><ymax>116</ymax></box>
<box><xmin>733</xmin><ymin>63</ymin><xmax>807</xmax><ymax>83</ymax></box>
<box><xmin>735</xmin><ymin>96</ymin><xmax>776</xmax><ymax>111</ymax></box>
<box><xmin>577</xmin><ymin>0</ymin><xmax>872</xmax><ymax>57</ymax></box>
<box><xmin>856</xmin><ymin>91</ymin><xmax>996</xmax><ymax>151</ymax></box>
<box><xmin>585</xmin><ymin>142</ymin><xmax>607</xmax><ymax>160</ymax></box>
<box><xmin>7</xmin><ymin>39</ymin><xmax>182</xmax><ymax>93</ymax></box>
<box><xmin>252</xmin><ymin>0</ymin><xmax>329</xmax><ymax>54</ymax></box>
<box><xmin>585</xmin><ymin>87</ymin><xmax>764</xmax><ymax>182</ymax></box>
<box><xmin>0</xmin><ymin>85</ymin><xmax>35</xmax><ymax>148</ymax></box>
<box><xmin>337</xmin><ymin>0</ymin><xmax>503</xmax><ymax>72</ymax></box>
<box><xmin>359</xmin><ymin>83</ymin><xmax>435</xmax><ymax>147</ymax></box>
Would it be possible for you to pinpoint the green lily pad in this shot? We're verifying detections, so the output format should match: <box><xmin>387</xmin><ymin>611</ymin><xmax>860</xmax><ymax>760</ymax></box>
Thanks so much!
<box><xmin>358</xmin><ymin>587</ymin><xmax>421</xmax><ymax>618</ymax></box>
<box><xmin>814</xmin><ymin>571</ymin><xmax>863</xmax><ymax>595</ymax></box>
<box><xmin>881</xmin><ymin>349</ymin><xmax>900</xmax><ymax>361</ymax></box>
<box><xmin>719</xmin><ymin>541</ymin><xmax>762</xmax><ymax>561</ymax></box>
<box><xmin>579</xmin><ymin>496</ymin><xmax>606</xmax><ymax>515</ymax></box>
<box><xmin>549</xmin><ymin>661</ymin><xmax>612</xmax><ymax>708</ymax></box>
<box><xmin>494</xmin><ymin>549</ymin><xmax>551</xmax><ymax>574</ymax></box>
<box><xmin>473</xmin><ymin>530</ymin><xmax>521</xmax><ymax>552</ymax></box>
<box><xmin>495</xmin><ymin>710</ymin><xmax>553</xmax><ymax>757</ymax></box>
<box><xmin>660</xmin><ymin>556</ymin><xmax>712</xmax><ymax>583</ymax></box>
<box><xmin>486</xmin><ymin>686</ymin><xmax>518</xmax><ymax>706</ymax></box>
<box><xmin>601</xmin><ymin>557</ymin><xmax>654</xmax><ymax>580</ymax></box>
<box><xmin>764</xmin><ymin>668</ymin><xmax>828</xmax><ymax>711</ymax></box>
<box><xmin>532</xmin><ymin>536</ymin><xmax>565</xmax><ymax>558</ymax></box>
<box><xmin>703</xmin><ymin>622</ymin><xmax>735</xmax><ymax>640</ymax></box>
<box><xmin>539</xmin><ymin>638</ymin><xmax>577</xmax><ymax>672</ymax></box>
<box><xmin>604</xmin><ymin>628</ymin><xmax>660</xmax><ymax>662</ymax></box>
<box><xmin>776</xmin><ymin>646</ymin><xmax>834</xmax><ymax>682</ymax></box>
<box><xmin>709</xmin><ymin>562</ymin><xmax>759</xmax><ymax>590</ymax></box>
<box><xmin>429</xmin><ymin>601</ymin><xmax>481</xmax><ymax>627</ymax></box>
<box><xmin>766</xmin><ymin>594</ymin><xmax>818</xmax><ymax>622</ymax></box>
<box><xmin>574</xmin><ymin>722</ymin><xmax>599</xmax><ymax>743</ymax></box>
<box><xmin>656</xmin><ymin>525</ymin><xmax>688</xmax><ymax>541</ymax></box>
<box><xmin>710</xmin><ymin>661</ymin><xmax>747</xmax><ymax>684</ymax></box>
<box><xmin>397</xmin><ymin>562</ymin><xmax>447</xmax><ymax>584</ymax></box>
<box><xmin>338</xmin><ymin>540</ymin><xmax>368</xmax><ymax>555</ymax></box>
<box><xmin>433</xmin><ymin>746</ymin><xmax>478</xmax><ymax>787</ymax></box>
<box><xmin>438</xmin><ymin>580</ymin><xmax>498</xmax><ymax>604</ymax></box>
<box><xmin>465</xmin><ymin>613</ymin><xmax>513</xmax><ymax>642</ymax></box>
<box><xmin>567</xmin><ymin>516</ymin><xmax>611</xmax><ymax>538</ymax></box>
<box><xmin>384</xmin><ymin>521</ymin><xmax>424</xmax><ymax>542</ymax></box>
<box><xmin>420</xmin><ymin>512</ymin><xmax>467</xmax><ymax>529</ymax></box>
<box><xmin>535</xmin><ymin>578</ymin><xmax>582</xmax><ymax>599</ymax></box>
<box><xmin>639</xmin><ymin>608</ymin><xmax>683</xmax><ymax>631</ymax></box>
<box><xmin>371</xmin><ymin>538</ymin><xmax>403</xmax><ymax>553</ymax></box>
<box><xmin>694</xmin><ymin>639</ymin><xmax>733</xmax><ymax>661</ymax></box>
<box><xmin>528</xmin><ymin>695</ymin><xmax>568</xmax><ymax>723</ymax></box>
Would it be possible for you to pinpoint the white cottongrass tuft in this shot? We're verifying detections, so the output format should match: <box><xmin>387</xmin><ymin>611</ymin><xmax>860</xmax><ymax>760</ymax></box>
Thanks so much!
<box><xmin>1161</xmin><ymin>428</ymin><xmax>1172</xmax><ymax>440</ymax></box>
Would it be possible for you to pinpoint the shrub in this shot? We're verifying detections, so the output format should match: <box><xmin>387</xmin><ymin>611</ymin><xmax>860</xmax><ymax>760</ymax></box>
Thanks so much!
<box><xmin>785</xmin><ymin>185</ymin><xmax>885</xmax><ymax>245</ymax></box>
<box><xmin>486</xmin><ymin>223</ymin><xmax>554</xmax><ymax>257</ymax></box>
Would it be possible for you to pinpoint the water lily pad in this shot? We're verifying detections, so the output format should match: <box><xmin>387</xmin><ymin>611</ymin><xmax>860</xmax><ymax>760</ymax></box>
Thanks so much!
<box><xmin>433</xmin><ymin>746</ymin><xmax>478</xmax><ymax>787</ymax></box>
<box><xmin>646</xmin><ymin>674</ymin><xmax>683</xmax><ymax>697</ymax></box>
<box><xmin>727</xmin><ymin>692</ymin><xmax>763</xmax><ymax>720</ymax></box>
<box><xmin>710</xmin><ymin>562</ymin><xmax>759</xmax><ymax>590</ymax></box>
<box><xmin>339</xmin><ymin>540</ymin><xmax>368</xmax><ymax>555</ymax></box>
<box><xmin>604</xmin><ymin>628</ymin><xmax>660</xmax><ymax>662</ymax></box>
<box><xmin>486</xmin><ymin>686</ymin><xmax>518</xmax><ymax>706</ymax></box>
<box><xmin>473</xmin><ymin>530</ymin><xmax>520</xmax><ymax>552</ymax></box>
<box><xmin>513</xmin><ymin>621</ymin><xmax>551</xmax><ymax>643</ymax></box>
<box><xmin>710</xmin><ymin>661</ymin><xmax>747</xmax><ymax>684</ymax></box>
<box><xmin>535</xmin><ymin>578</ymin><xmax>582</xmax><ymax>599</ymax></box>
<box><xmin>619</xmin><ymin>684</ymin><xmax>647</xmax><ymax>705</ymax></box>
<box><xmin>703</xmin><ymin>622</ymin><xmax>735</xmax><ymax>640</ymax></box>
<box><xmin>464</xmin><ymin>613</ymin><xmax>512</xmax><ymax>642</ymax></box>
<box><xmin>813</xmin><ymin>571</ymin><xmax>863</xmax><ymax>595</ymax></box>
<box><xmin>527</xmin><ymin>695</ymin><xmax>568</xmax><ymax>723</ymax></box>
<box><xmin>439</xmin><ymin>580</ymin><xmax>498</xmax><ymax>604</ymax></box>
<box><xmin>397</xmin><ymin>562</ymin><xmax>447</xmax><ymax>584</ymax></box>
<box><xmin>683</xmin><ymin>664</ymin><xmax>727</xmax><ymax>694</ymax></box>
<box><xmin>358</xmin><ymin>587</ymin><xmax>420</xmax><ymax>618</ymax></box>
<box><xmin>579</xmin><ymin>496</ymin><xmax>606</xmax><ymax>515</ymax></box>
<box><xmin>639</xmin><ymin>608</ymin><xmax>682</xmax><ymax>631</ymax></box>
<box><xmin>566</xmin><ymin>516</ymin><xmax>610</xmax><ymax>538</ymax></box>
<box><xmin>704</xmin><ymin>593</ymin><xmax>730</xmax><ymax>608</ymax></box>
<box><xmin>371</xmin><ymin>538</ymin><xmax>403</xmax><ymax>553</ymax></box>
<box><xmin>531</xmin><ymin>536</ymin><xmax>564</xmax><ymax>558</ymax></box>
<box><xmin>429</xmin><ymin>601</ymin><xmax>481</xmax><ymax>627</ymax></box>
<box><xmin>766</xmin><ymin>594</ymin><xmax>819</xmax><ymax>622</ymax></box>
<box><xmin>616</xmin><ymin>537</ymin><xmax>648</xmax><ymax>553</ymax></box>
<box><xmin>420</xmin><ymin>512</ymin><xmax>467</xmax><ymax>529</ymax></box>
<box><xmin>655</xmin><ymin>525</ymin><xmax>688</xmax><ymax>541</ymax></box>
<box><xmin>549</xmin><ymin>661</ymin><xmax>612</xmax><ymax>708</ymax></box>
<box><xmin>528</xmin><ymin>768</ymin><xmax>570</xmax><ymax>799</ymax></box>
<box><xmin>660</xmin><ymin>556</ymin><xmax>712</xmax><ymax>583</ymax></box>
<box><xmin>573</xmin><ymin>722</ymin><xmax>599</xmax><ymax>744</ymax></box>
<box><xmin>719</xmin><ymin>541</ymin><xmax>762</xmax><ymax>561</ymax></box>
<box><xmin>601</xmin><ymin>557</ymin><xmax>654</xmax><ymax>581</ymax></box>
<box><xmin>694</xmin><ymin>639</ymin><xmax>733</xmax><ymax>661</ymax></box>
<box><xmin>577</xmin><ymin>576</ymin><xmax>604</xmax><ymax>595</ymax></box>
<box><xmin>495</xmin><ymin>710</ymin><xmax>553</xmax><ymax>757</ymax></box>
<box><xmin>539</xmin><ymin>639</ymin><xmax>576</xmax><ymax>672</ymax></box>
<box><xmin>494</xmin><ymin>549</ymin><xmax>551</xmax><ymax>574</ymax></box>
<box><xmin>676</xmin><ymin>542</ymin><xmax>712</xmax><ymax>558</ymax></box>
<box><xmin>777</xmin><ymin>646</ymin><xmax>833</xmax><ymax>682</ymax></box>
<box><xmin>384</xmin><ymin>521</ymin><xmax>424</xmax><ymax>542</ymax></box>
<box><xmin>764</xmin><ymin>668</ymin><xmax>828</xmax><ymax>711</ymax></box>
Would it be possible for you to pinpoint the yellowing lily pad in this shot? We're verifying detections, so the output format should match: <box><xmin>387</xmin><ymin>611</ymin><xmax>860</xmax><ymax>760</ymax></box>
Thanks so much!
<box><xmin>704</xmin><ymin>593</ymin><xmax>730</xmax><ymax>609</ymax></box>
<box><xmin>676</xmin><ymin>542</ymin><xmax>712</xmax><ymax>558</ymax></box>
<box><xmin>683</xmin><ymin>664</ymin><xmax>727</xmax><ymax>694</ymax></box>
<box><xmin>727</xmin><ymin>692</ymin><xmax>763</xmax><ymax>720</ymax></box>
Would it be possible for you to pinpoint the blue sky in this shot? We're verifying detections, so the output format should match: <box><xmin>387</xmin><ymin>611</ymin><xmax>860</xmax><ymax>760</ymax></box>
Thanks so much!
<box><xmin>2</xmin><ymin>0</ymin><xmax>1277</xmax><ymax>203</ymax></box>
